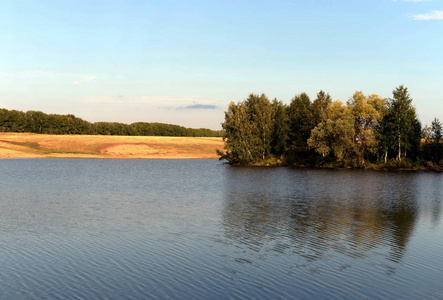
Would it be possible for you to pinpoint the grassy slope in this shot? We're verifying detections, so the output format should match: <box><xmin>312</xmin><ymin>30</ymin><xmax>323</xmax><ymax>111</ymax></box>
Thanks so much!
<box><xmin>0</xmin><ymin>133</ymin><xmax>224</xmax><ymax>159</ymax></box>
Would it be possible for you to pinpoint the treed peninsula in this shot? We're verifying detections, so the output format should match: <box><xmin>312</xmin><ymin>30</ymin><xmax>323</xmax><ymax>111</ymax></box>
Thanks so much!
<box><xmin>218</xmin><ymin>86</ymin><xmax>443</xmax><ymax>171</ymax></box>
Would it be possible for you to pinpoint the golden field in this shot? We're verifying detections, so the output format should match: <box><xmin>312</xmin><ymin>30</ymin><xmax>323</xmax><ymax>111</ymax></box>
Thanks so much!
<box><xmin>0</xmin><ymin>133</ymin><xmax>224</xmax><ymax>159</ymax></box>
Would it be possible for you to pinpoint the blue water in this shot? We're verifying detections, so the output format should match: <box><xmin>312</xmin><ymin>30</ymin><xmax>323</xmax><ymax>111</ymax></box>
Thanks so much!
<box><xmin>0</xmin><ymin>159</ymin><xmax>442</xmax><ymax>299</ymax></box>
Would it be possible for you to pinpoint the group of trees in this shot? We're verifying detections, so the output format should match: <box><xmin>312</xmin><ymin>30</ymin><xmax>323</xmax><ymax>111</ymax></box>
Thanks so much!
<box><xmin>0</xmin><ymin>109</ymin><xmax>222</xmax><ymax>137</ymax></box>
<box><xmin>219</xmin><ymin>86</ymin><xmax>443</xmax><ymax>168</ymax></box>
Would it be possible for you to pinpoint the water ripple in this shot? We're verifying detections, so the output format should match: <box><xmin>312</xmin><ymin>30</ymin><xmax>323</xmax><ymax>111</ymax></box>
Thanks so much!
<box><xmin>0</xmin><ymin>160</ymin><xmax>442</xmax><ymax>299</ymax></box>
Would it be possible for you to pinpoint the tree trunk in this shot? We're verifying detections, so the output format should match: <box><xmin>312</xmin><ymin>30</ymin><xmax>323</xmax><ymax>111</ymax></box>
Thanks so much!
<box><xmin>397</xmin><ymin>136</ymin><xmax>401</xmax><ymax>161</ymax></box>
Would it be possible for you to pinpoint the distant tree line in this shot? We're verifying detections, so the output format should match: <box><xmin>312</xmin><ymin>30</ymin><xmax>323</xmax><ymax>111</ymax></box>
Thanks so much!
<box><xmin>0</xmin><ymin>109</ymin><xmax>223</xmax><ymax>137</ymax></box>
<box><xmin>218</xmin><ymin>86</ymin><xmax>443</xmax><ymax>168</ymax></box>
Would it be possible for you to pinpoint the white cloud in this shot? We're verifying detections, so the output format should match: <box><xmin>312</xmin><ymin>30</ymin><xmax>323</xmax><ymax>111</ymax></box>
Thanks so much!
<box><xmin>72</xmin><ymin>75</ymin><xmax>96</xmax><ymax>85</ymax></box>
<box><xmin>411</xmin><ymin>10</ymin><xmax>443</xmax><ymax>20</ymax></box>
<box><xmin>0</xmin><ymin>71</ymin><xmax>96</xmax><ymax>85</ymax></box>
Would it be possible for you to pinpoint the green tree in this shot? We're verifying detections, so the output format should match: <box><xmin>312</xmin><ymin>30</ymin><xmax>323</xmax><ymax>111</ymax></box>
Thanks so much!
<box><xmin>219</xmin><ymin>101</ymin><xmax>254</xmax><ymax>163</ymax></box>
<box><xmin>378</xmin><ymin>85</ymin><xmax>420</xmax><ymax>161</ymax></box>
<box><xmin>270</xmin><ymin>99</ymin><xmax>288</xmax><ymax>157</ymax></box>
<box><xmin>308</xmin><ymin>101</ymin><xmax>355</xmax><ymax>160</ymax></box>
<box><xmin>347</xmin><ymin>91</ymin><xmax>384</xmax><ymax>163</ymax></box>
<box><xmin>0</xmin><ymin>109</ymin><xmax>25</xmax><ymax>132</ymax></box>
<box><xmin>25</xmin><ymin>111</ymin><xmax>48</xmax><ymax>134</ymax></box>
<box><xmin>244</xmin><ymin>94</ymin><xmax>273</xmax><ymax>160</ymax></box>
<box><xmin>423</xmin><ymin>118</ymin><xmax>443</xmax><ymax>163</ymax></box>
<box><xmin>312</xmin><ymin>90</ymin><xmax>332</xmax><ymax>125</ymax></box>
<box><xmin>219</xmin><ymin>94</ymin><xmax>273</xmax><ymax>163</ymax></box>
<box><xmin>287</xmin><ymin>93</ymin><xmax>313</xmax><ymax>150</ymax></box>
<box><xmin>430</xmin><ymin>118</ymin><xmax>442</xmax><ymax>144</ymax></box>
<box><xmin>377</xmin><ymin>111</ymin><xmax>396</xmax><ymax>163</ymax></box>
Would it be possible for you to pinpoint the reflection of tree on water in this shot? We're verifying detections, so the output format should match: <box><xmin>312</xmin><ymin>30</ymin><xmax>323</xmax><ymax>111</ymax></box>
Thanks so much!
<box><xmin>222</xmin><ymin>168</ymin><xmax>420</xmax><ymax>273</ymax></box>
<box><xmin>416</xmin><ymin>173</ymin><xmax>443</xmax><ymax>228</ymax></box>
<box><xmin>385</xmin><ymin>196</ymin><xmax>417</xmax><ymax>264</ymax></box>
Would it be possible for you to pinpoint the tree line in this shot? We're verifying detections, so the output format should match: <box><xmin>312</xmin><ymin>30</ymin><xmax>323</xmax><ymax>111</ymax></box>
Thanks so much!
<box><xmin>218</xmin><ymin>85</ymin><xmax>443</xmax><ymax>168</ymax></box>
<box><xmin>0</xmin><ymin>108</ymin><xmax>223</xmax><ymax>137</ymax></box>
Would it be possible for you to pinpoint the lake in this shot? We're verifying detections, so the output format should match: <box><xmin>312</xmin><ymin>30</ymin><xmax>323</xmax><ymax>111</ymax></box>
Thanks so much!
<box><xmin>0</xmin><ymin>159</ymin><xmax>442</xmax><ymax>299</ymax></box>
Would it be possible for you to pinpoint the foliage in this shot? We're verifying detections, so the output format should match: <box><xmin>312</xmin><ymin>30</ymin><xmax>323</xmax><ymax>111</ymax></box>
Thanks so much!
<box><xmin>270</xmin><ymin>99</ymin><xmax>288</xmax><ymax>157</ymax></box>
<box><xmin>220</xmin><ymin>94</ymin><xmax>273</xmax><ymax>164</ymax></box>
<box><xmin>308</xmin><ymin>101</ymin><xmax>354</xmax><ymax>160</ymax></box>
<box><xmin>430</xmin><ymin>118</ymin><xmax>442</xmax><ymax>144</ymax></box>
<box><xmin>287</xmin><ymin>93</ymin><xmax>313</xmax><ymax>151</ymax></box>
<box><xmin>347</xmin><ymin>91</ymin><xmax>384</xmax><ymax>163</ymax></box>
<box><xmin>0</xmin><ymin>108</ymin><xmax>222</xmax><ymax>137</ymax></box>
<box><xmin>378</xmin><ymin>85</ymin><xmax>421</xmax><ymax>162</ymax></box>
<box><xmin>219</xmin><ymin>86</ymin><xmax>439</xmax><ymax>169</ymax></box>
<box><xmin>422</xmin><ymin>118</ymin><xmax>443</xmax><ymax>163</ymax></box>
<box><xmin>312</xmin><ymin>90</ymin><xmax>332</xmax><ymax>125</ymax></box>
<box><xmin>220</xmin><ymin>100</ymin><xmax>254</xmax><ymax>163</ymax></box>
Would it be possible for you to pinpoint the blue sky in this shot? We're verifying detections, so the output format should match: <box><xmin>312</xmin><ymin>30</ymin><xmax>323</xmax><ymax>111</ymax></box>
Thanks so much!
<box><xmin>1</xmin><ymin>0</ymin><xmax>442</xmax><ymax>129</ymax></box>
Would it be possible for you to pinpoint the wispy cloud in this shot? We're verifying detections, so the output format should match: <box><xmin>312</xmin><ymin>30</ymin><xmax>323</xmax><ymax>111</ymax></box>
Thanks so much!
<box><xmin>82</xmin><ymin>96</ymin><xmax>221</xmax><ymax>113</ymax></box>
<box><xmin>411</xmin><ymin>10</ymin><xmax>443</xmax><ymax>20</ymax></box>
<box><xmin>0</xmin><ymin>71</ymin><xmax>96</xmax><ymax>84</ymax></box>
<box><xmin>159</xmin><ymin>101</ymin><xmax>220</xmax><ymax>111</ymax></box>
<box><xmin>183</xmin><ymin>103</ymin><xmax>217</xmax><ymax>110</ymax></box>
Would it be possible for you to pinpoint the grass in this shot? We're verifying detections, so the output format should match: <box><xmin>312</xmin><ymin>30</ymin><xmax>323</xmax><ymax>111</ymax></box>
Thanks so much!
<box><xmin>0</xmin><ymin>133</ymin><xmax>224</xmax><ymax>159</ymax></box>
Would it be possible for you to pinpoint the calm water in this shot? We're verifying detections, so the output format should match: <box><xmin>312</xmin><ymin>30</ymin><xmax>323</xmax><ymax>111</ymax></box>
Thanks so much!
<box><xmin>0</xmin><ymin>159</ymin><xmax>442</xmax><ymax>299</ymax></box>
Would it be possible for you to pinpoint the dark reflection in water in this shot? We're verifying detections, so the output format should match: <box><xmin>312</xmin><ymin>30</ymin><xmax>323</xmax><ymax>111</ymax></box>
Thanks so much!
<box><xmin>222</xmin><ymin>167</ymin><xmax>443</xmax><ymax>297</ymax></box>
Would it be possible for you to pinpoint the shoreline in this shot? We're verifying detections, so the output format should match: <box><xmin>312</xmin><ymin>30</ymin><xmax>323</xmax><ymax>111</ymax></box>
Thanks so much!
<box><xmin>228</xmin><ymin>162</ymin><xmax>443</xmax><ymax>172</ymax></box>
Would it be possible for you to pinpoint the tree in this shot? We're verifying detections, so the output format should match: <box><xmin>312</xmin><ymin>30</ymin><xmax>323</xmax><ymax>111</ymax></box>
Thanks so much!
<box><xmin>347</xmin><ymin>91</ymin><xmax>384</xmax><ymax>163</ymax></box>
<box><xmin>408</xmin><ymin>118</ymin><xmax>422</xmax><ymax>161</ymax></box>
<box><xmin>308</xmin><ymin>101</ymin><xmax>355</xmax><ymax>160</ymax></box>
<box><xmin>244</xmin><ymin>94</ymin><xmax>273</xmax><ymax>160</ymax></box>
<box><xmin>217</xmin><ymin>88</ymin><xmax>440</xmax><ymax>167</ymax></box>
<box><xmin>367</xmin><ymin>94</ymin><xmax>387</xmax><ymax>116</ymax></box>
<box><xmin>219</xmin><ymin>94</ymin><xmax>273</xmax><ymax>163</ymax></box>
<box><xmin>220</xmin><ymin>101</ymin><xmax>254</xmax><ymax>163</ymax></box>
<box><xmin>430</xmin><ymin>118</ymin><xmax>442</xmax><ymax>144</ymax></box>
<box><xmin>379</xmin><ymin>85</ymin><xmax>420</xmax><ymax>161</ymax></box>
<box><xmin>0</xmin><ymin>109</ymin><xmax>25</xmax><ymax>132</ymax></box>
<box><xmin>423</xmin><ymin>118</ymin><xmax>443</xmax><ymax>163</ymax></box>
<box><xmin>25</xmin><ymin>111</ymin><xmax>48</xmax><ymax>134</ymax></box>
<box><xmin>312</xmin><ymin>90</ymin><xmax>332</xmax><ymax>125</ymax></box>
<box><xmin>287</xmin><ymin>93</ymin><xmax>313</xmax><ymax>150</ymax></box>
<box><xmin>270</xmin><ymin>99</ymin><xmax>288</xmax><ymax>157</ymax></box>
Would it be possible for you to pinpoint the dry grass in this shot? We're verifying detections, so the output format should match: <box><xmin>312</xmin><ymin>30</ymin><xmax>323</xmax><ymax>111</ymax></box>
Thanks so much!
<box><xmin>0</xmin><ymin>133</ymin><xmax>224</xmax><ymax>159</ymax></box>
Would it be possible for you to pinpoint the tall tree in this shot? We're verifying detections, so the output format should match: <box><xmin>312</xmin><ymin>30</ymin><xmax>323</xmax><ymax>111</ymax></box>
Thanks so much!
<box><xmin>245</xmin><ymin>94</ymin><xmax>273</xmax><ymax>160</ymax></box>
<box><xmin>430</xmin><ymin>118</ymin><xmax>442</xmax><ymax>144</ymax></box>
<box><xmin>312</xmin><ymin>90</ymin><xmax>332</xmax><ymax>125</ymax></box>
<box><xmin>287</xmin><ymin>92</ymin><xmax>313</xmax><ymax>150</ymax></box>
<box><xmin>270</xmin><ymin>99</ymin><xmax>288</xmax><ymax>157</ymax></box>
<box><xmin>220</xmin><ymin>94</ymin><xmax>273</xmax><ymax>163</ymax></box>
<box><xmin>220</xmin><ymin>101</ymin><xmax>253</xmax><ymax>163</ymax></box>
<box><xmin>424</xmin><ymin>118</ymin><xmax>443</xmax><ymax>163</ymax></box>
<box><xmin>347</xmin><ymin>91</ymin><xmax>384</xmax><ymax>163</ymax></box>
<box><xmin>379</xmin><ymin>85</ymin><xmax>420</xmax><ymax>161</ymax></box>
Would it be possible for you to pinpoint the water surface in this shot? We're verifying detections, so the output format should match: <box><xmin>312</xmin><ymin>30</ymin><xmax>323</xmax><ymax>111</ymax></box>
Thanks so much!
<box><xmin>0</xmin><ymin>159</ymin><xmax>442</xmax><ymax>299</ymax></box>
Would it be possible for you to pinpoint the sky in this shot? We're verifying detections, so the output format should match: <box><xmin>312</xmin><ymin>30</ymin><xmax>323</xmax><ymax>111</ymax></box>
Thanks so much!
<box><xmin>1</xmin><ymin>0</ymin><xmax>442</xmax><ymax>130</ymax></box>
